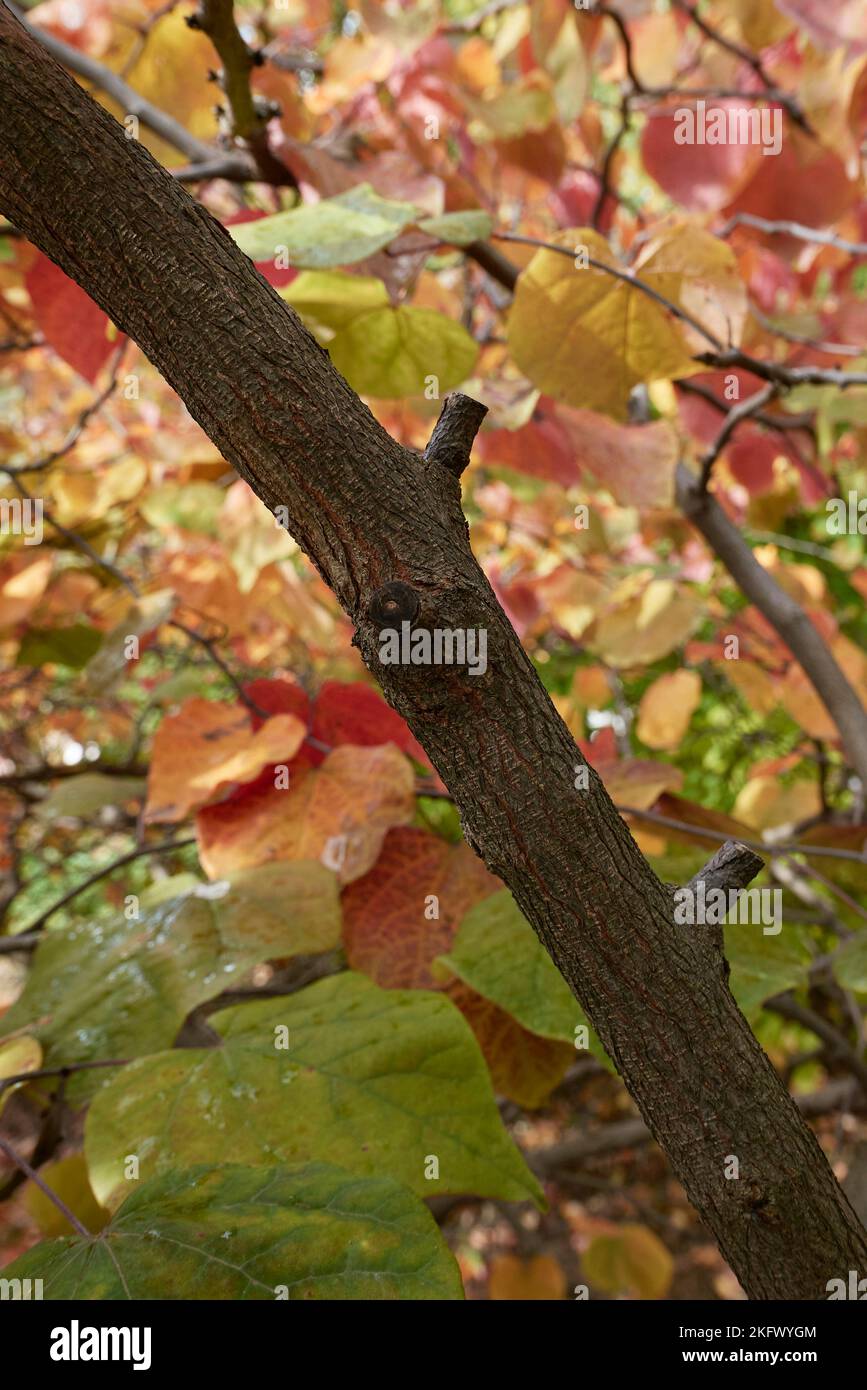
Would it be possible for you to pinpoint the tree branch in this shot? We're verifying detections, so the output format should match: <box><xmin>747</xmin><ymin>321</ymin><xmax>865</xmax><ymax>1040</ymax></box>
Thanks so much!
<box><xmin>687</xmin><ymin>839</ymin><xmax>765</xmax><ymax>896</ymax></box>
<box><xmin>10</xmin><ymin>2</ymin><xmax>215</xmax><ymax>166</ymax></box>
<box><xmin>192</xmin><ymin>0</ymin><xmax>290</xmax><ymax>185</ymax></box>
<box><xmin>676</xmin><ymin>463</ymin><xmax>867</xmax><ymax>788</ymax></box>
<box><xmin>698</xmin><ymin>382</ymin><xmax>779</xmax><ymax>490</ymax></box>
<box><xmin>424</xmin><ymin>392</ymin><xmax>488</xmax><ymax>478</ymax></box>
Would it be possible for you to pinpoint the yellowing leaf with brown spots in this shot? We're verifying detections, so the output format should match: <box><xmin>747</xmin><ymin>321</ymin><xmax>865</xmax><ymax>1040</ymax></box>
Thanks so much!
<box><xmin>145</xmin><ymin>699</ymin><xmax>306</xmax><ymax>823</ymax></box>
<box><xmin>196</xmin><ymin>744</ymin><xmax>416</xmax><ymax>884</ymax></box>
<box><xmin>508</xmin><ymin>229</ymin><xmax>696</xmax><ymax>419</ymax></box>
<box><xmin>637</xmin><ymin>670</ymin><xmax>702</xmax><ymax>751</ymax></box>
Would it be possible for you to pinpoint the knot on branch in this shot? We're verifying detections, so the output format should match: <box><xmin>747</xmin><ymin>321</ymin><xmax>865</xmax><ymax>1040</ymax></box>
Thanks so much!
<box><xmin>424</xmin><ymin>392</ymin><xmax>488</xmax><ymax>478</ymax></box>
<box><xmin>368</xmin><ymin>580</ymin><xmax>420</xmax><ymax>629</ymax></box>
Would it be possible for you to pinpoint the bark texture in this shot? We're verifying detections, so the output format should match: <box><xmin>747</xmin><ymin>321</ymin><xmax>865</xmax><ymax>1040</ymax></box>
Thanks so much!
<box><xmin>2</xmin><ymin>3</ymin><xmax>866</xmax><ymax>1297</ymax></box>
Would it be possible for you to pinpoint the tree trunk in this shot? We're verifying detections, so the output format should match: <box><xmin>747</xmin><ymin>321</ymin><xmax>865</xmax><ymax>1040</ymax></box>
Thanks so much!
<box><xmin>2</xmin><ymin>2</ymin><xmax>865</xmax><ymax>1298</ymax></box>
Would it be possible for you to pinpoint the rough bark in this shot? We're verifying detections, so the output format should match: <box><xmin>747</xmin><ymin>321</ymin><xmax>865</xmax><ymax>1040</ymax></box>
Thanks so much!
<box><xmin>2</xmin><ymin>2</ymin><xmax>866</xmax><ymax>1298</ymax></box>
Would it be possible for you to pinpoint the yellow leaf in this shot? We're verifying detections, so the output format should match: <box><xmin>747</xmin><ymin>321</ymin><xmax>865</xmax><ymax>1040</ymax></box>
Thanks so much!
<box><xmin>637</xmin><ymin>670</ymin><xmax>702</xmax><ymax>750</ymax></box>
<box><xmin>583</xmin><ymin>1223</ymin><xmax>674</xmax><ymax>1299</ymax></box>
<box><xmin>733</xmin><ymin>776</ymin><xmax>822</xmax><ymax>831</ymax></box>
<box><xmin>329</xmin><ymin>306</ymin><xmax>478</xmax><ymax>399</ymax></box>
<box><xmin>636</xmin><ymin>223</ymin><xmax>747</xmax><ymax>354</ymax></box>
<box><xmin>507</xmin><ymin>229</ymin><xmax>696</xmax><ymax>419</ymax></box>
<box><xmin>588</xmin><ymin>577</ymin><xmax>702</xmax><ymax>666</ymax></box>
<box><xmin>24</xmin><ymin>1154</ymin><xmax>110</xmax><ymax>1237</ymax></box>
<box><xmin>281</xmin><ymin>271</ymin><xmax>389</xmax><ymax>332</ymax></box>
<box><xmin>52</xmin><ymin>456</ymin><xmax>147</xmax><ymax>528</ymax></box>
<box><xmin>0</xmin><ymin>1035</ymin><xmax>42</xmax><ymax>1117</ymax></box>
<box><xmin>719</xmin><ymin>659</ymin><xmax>779</xmax><ymax>716</ymax></box>
<box><xmin>121</xmin><ymin>7</ymin><xmax>219</xmax><ymax>166</ymax></box>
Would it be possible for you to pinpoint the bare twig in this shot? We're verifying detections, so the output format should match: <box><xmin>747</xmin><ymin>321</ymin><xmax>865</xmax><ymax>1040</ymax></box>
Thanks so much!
<box><xmin>11</xmin><ymin>3</ymin><xmax>215</xmax><ymax>166</ymax></box>
<box><xmin>676</xmin><ymin>462</ymin><xmax>867</xmax><ymax>788</ymax></box>
<box><xmin>719</xmin><ymin>213</ymin><xmax>867</xmax><ymax>257</ymax></box>
<box><xmin>699</xmin><ymin>382</ymin><xmax>779</xmax><ymax>490</ymax></box>
<box><xmin>4</xmin><ymin>836</ymin><xmax>196</xmax><ymax>944</ymax></box>
<box><xmin>0</xmin><ymin>1135</ymin><xmax>91</xmax><ymax>1237</ymax></box>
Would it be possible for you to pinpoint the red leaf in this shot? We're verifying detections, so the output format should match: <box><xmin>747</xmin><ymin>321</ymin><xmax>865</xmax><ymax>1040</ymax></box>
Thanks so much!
<box><xmin>25</xmin><ymin>252</ymin><xmax>116</xmax><ymax>382</ymax></box>
<box><xmin>641</xmin><ymin>101</ymin><xmax>763</xmax><ymax>212</ymax></box>
<box><xmin>476</xmin><ymin>398</ymin><xmax>579</xmax><ymax>486</ymax></box>
<box><xmin>311</xmin><ymin>680</ymin><xmax>432</xmax><ymax>768</ymax></box>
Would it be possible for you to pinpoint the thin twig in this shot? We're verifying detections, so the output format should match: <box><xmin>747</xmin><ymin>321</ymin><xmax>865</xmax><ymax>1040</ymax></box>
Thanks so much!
<box><xmin>0</xmin><ymin>1135</ymin><xmax>91</xmax><ymax>1237</ymax></box>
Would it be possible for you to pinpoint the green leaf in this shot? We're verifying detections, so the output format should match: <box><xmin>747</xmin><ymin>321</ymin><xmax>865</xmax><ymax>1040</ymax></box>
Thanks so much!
<box><xmin>86</xmin><ymin>972</ymin><xmax>542</xmax><ymax>1210</ymax></box>
<box><xmin>37</xmin><ymin>773</ymin><xmax>146</xmax><ymax>820</ymax></box>
<box><xmin>228</xmin><ymin>185</ymin><xmax>419</xmax><ymax>268</ymax></box>
<box><xmin>139</xmin><ymin>481</ymin><xmax>225</xmax><ymax>535</ymax></box>
<box><xmin>5</xmin><ymin>1163</ymin><xmax>464</xmax><ymax>1300</ymax></box>
<box><xmin>329</xmin><ymin>306</ymin><xmax>478</xmax><ymax>399</ymax></box>
<box><xmin>725</xmin><ymin>918</ymin><xmax>813</xmax><ymax>1019</ymax></box>
<box><xmin>833</xmin><ymin>931</ymin><xmax>867</xmax><ymax>992</ymax></box>
<box><xmin>435</xmin><ymin>889</ymin><xmax>611</xmax><ymax>1066</ymax></box>
<box><xmin>16</xmin><ymin>625</ymin><xmax>102</xmax><ymax>670</ymax></box>
<box><xmin>0</xmin><ymin>861</ymin><xmax>341</xmax><ymax>1099</ymax></box>
<box><xmin>416</xmin><ymin>210</ymin><xmax>494</xmax><ymax>246</ymax></box>
<box><xmin>280</xmin><ymin>270</ymin><xmax>390</xmax><ymax>330</ymax></box>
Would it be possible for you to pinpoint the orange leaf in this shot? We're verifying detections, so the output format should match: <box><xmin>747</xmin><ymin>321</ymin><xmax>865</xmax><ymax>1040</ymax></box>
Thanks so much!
<box><xmin>196</xmin><ymin>744</ymin><xmax>416</xmax><ymax>884</ymax></box>
<box><xmin>342</xmin><ymin>828</ymin><xmax>569</xmax><ymax>1105</ymax></box>
<box><xmin>145</xmin><ymin>699</ymin><xmax>306</xmax><ymax>823</ymax></box>
<box><xmin>0</xmin><ymin>554</ymin><xmax>54</xmax><ymax>630</ymax></box>
<box><xmin>489</xmin><ymin>1253</ymin><xmax>567</xmax><ymax>1301</ymax></box>
<box><xmin>636</xmin><ymin>670</ymin><xmax>702</xmax><ymax>751</ymax></box>
<box><xmin>342</xmin><ymin>826</ymin><xmax>500</xmax><ymax>988</ymax></box>
<box><xmin>449</xmin><ymin>982</ymin><xmax>574</xmax><ymax>1109</ymax></box>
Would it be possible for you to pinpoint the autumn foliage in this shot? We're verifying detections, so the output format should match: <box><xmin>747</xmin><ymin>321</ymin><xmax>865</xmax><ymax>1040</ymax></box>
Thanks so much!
<box><xmin>1</xmin><ymin>0</ymin><xmax>867</xmax><ymax>1302</ymax></box>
